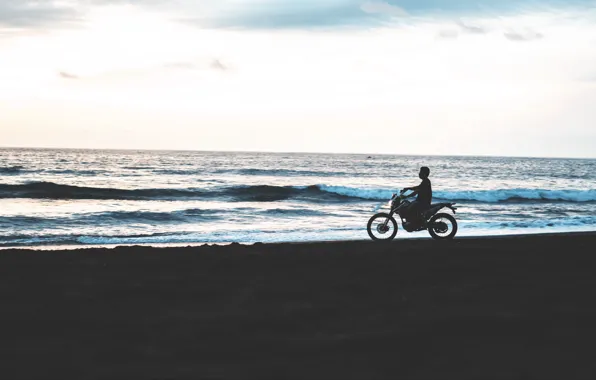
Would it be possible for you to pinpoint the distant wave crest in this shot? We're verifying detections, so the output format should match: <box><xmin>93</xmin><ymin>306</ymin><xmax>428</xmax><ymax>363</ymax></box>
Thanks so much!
<box><xmin>0</xmin><ymin>182</ymin><xmax>204</xmax><ymax>200</ymax></box>
<box><xmin>0</xmin><ymin>167</ymin><xmax>107</xmax><ymax>176</ymax></box>
<box><xmin>154</xmin><ymin>168</ymin><xmax>349</xmax><ymax>176</ymax></box>
<box><xmin>0</xmin><ymin>166</ymin><xmax>25</xmax><ymax>175</ymax></box>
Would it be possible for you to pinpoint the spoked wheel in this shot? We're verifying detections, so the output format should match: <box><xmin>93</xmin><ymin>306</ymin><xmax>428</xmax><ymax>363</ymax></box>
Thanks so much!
<box><xmin>367</xmin><ymin>213</ymin><xmax>398</xmax><ymax>241</ymax></box>
<box><xmin>428</xmin><ymin>213</ymin><xmax>458</xmax><ymax>240</ymax></box>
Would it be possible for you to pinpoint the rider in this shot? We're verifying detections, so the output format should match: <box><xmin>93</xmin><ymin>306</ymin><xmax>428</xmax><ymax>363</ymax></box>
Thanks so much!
<box><xmin>402</xmin><ymin>166</ymin><xmax>432</xmax><ymax>225</ymax></box>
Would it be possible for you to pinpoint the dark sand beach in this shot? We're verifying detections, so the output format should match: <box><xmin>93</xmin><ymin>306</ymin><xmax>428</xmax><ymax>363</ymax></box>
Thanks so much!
<box><xmin>1</xmin><ymin>232</ymin><xmax>596</xmax><ymax>379</ymax></box>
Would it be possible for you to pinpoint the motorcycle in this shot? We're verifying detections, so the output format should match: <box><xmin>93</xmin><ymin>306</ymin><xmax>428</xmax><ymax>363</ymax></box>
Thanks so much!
<box><xmin>367</xmin><ymin>189</ymin><xmax>458</xmax><ymax>241</ymax></box>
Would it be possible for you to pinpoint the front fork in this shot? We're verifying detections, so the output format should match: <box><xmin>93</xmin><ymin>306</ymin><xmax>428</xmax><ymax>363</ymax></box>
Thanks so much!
<box><xmin>382</xmin><ymin>210</ymin><xmax>397</xmax><ymax>227</ymax></box>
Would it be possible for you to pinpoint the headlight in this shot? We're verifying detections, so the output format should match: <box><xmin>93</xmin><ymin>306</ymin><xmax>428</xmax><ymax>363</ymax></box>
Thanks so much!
<box><xmin>388</xmin><ymin>200</ymin><xmax>393</xmax><ymax>207</ymax></box>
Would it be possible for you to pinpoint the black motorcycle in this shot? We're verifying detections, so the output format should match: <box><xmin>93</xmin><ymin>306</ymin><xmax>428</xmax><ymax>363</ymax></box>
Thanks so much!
<box><xmin>367</xmin><ymin>190</ymin><xmax>458</xmax><ymax>241</ymax></box>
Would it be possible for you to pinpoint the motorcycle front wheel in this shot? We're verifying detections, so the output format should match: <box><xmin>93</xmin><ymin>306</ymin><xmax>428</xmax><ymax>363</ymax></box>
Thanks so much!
<box><xmin>428</xmin><ymin>213</ymin><xmax>458</xmax><ymax>240</ymax></box>
<box><xmin>367</xmin><ymin>213</ymin><xmax>398</xmax><ymax>241</ymax></box>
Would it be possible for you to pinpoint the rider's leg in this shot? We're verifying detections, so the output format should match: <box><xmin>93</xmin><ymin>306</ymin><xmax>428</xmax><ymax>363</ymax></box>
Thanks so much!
<box><xmin>405</xmin><ymin>201</ymin><xmax>422</xmax><ymax>222</ymax></box>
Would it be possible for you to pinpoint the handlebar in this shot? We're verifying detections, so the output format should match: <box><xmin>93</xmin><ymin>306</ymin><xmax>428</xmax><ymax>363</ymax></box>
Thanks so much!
<box><xmin>390</xmin><ymin>189</ymin><xmax>415</xmax><ymax>201</ymax></box>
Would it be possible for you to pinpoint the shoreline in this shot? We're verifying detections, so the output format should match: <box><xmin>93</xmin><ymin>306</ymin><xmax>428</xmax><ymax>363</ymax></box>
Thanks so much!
<box><xmin>2</xmin><ymin>229</ymin><xmax>596</xmax><ymax>251</ymax></box>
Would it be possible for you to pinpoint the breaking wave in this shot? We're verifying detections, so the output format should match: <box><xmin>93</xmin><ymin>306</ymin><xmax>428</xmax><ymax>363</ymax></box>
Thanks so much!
<box><xmin>0</xmin><ymin>181</ymin><xmax>594</xmax><ymax>203</ymax></box>
<box><xmin>315</xmin><ymin>186</ymin><xmax>596</xmax><ymax>203</ymax></box>
<box><xmin>435</xmin><ymin>189</ymin><xmax>596</xmax><ymax>203</ymax></box>
<box><xmin>0</xmin><ymin>182</ymin><xmax>352</xmax><ymax>202</ymax></box>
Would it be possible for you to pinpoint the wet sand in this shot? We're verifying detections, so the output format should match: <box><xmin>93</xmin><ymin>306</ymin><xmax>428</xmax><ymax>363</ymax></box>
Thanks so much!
<box><xmin>1</xmin><ymin>232</ymin><xmax>596</xmax><ymax>379</ymax></box>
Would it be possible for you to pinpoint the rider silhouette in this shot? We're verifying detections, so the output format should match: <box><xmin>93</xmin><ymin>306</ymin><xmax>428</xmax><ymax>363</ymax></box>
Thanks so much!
<box><xmin>402</xmin><ymin>167</ymin><xmax>432</xmax><ymax>225</ymax></box>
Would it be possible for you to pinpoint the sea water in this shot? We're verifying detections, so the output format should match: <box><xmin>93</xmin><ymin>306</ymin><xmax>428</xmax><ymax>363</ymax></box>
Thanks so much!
<box><xmin>0</xmin><ymin>148</ymin><xmax>594</xmax><ymax>247</ymax></box>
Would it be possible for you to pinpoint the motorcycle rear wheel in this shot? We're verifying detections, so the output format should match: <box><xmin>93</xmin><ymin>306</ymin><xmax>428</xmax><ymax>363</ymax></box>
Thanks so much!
<box><xmin>428</xmin><ymin>213</ymin><xmax>458</xmax><ymax>240</ymax></box>
<box><xmin>367</xmin><ymin>213</ymin><xmax>398</xmax><ymax>241</ymax></box>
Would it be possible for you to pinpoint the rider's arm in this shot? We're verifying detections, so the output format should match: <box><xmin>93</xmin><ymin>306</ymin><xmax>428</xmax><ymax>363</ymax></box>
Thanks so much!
<box><xmin>403</xmin><ymin>185</ymin><xmax>420</xmax><ymax>192</ymax></box>
<box><xmin>402</xmin><ymin>185</ymin><xmax>419</xmax><ymax>197</ymax></box>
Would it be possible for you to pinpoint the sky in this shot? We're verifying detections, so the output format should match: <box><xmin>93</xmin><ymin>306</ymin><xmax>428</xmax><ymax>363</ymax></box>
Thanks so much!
<box><xmin>1</xmin><ymin>0</ymin><xmax>595</xmax><ymax>157</ymax></box>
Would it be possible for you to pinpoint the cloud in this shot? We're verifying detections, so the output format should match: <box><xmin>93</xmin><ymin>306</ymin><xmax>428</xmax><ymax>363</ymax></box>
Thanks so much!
<box><xmin>178</xmin><ymin>0</ymin><xmax>596</xmax><ymax>31</ymax></box>
<box><xmin>0</xmin><ymin>0</ymin><xmax>168</xmax><ymax>31</ymax></box>
<box><xmin>437</xmin><ymin>19</ymin><xmax>487</xmax><ymax>39</ymax></box>
<box><xmin>2</xmin><ymin>0</ymin><xmax>595</xmax><ymax>32</ymax></box>
<box><xmin>59</xmin><ymin>71</ymin><xmax>79</xmax><ymax>79</ymax></box>
<box><xmin>504</xmin><ymin>30</ymin><xmax>544</xmax><ymax>41</ymax></box>
<box><xmin>186</xmin><ymin>0</ymin><xmax>408</xmax><ymax>30</ymax></box>
<box><xmin>163</xmin><ymin>59</ymin><xmax>228</xmax><ymax>71</ymax></box>
<box><xmin>438</xmin><ymin>27</ymin><xmax>545</xmax><ymax>42</ymax></box>
<box><xmin>196</xmin><ymin>2</ymin><xmax>378</xmax><ymax>30</ymax></box>
<box><xmin>360</xmin><ymin>1</ymin><xmax>408</xmax><ymax>17</ymax></box>
<box><xmin>437</xmin><ymin>30</ymin><xmax>459</xmax><ymax>39</ymax></box>
<box><xmin>457</xmin><ymin>20</ymin><xmax>487</xmax><ymax>34</ymax></box>
<box><xmin>0</xmin><ymin>0</ymin><xmax>79</xmax><ymax>28</ymax></box>
<box><xmin>377</xmin><ymin>0</ymin><xmax>595</xmax><ymax>13</ymax></box>
<box><xmin>210</xmin><ymin>59</ymin><xmax>227</xmax><ymax>71</ymax></box>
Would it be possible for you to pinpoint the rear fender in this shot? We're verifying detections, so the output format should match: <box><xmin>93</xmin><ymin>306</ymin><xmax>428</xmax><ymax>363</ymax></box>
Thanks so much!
<box><xmin>445</xmin><ymin>203</ymin><xmax>458</xmax><ymax>214</ymax></box>
<box><xmin>424</xmin><ymin>203</ymin><xmax>458</xmax><ymax>219</ymax></box>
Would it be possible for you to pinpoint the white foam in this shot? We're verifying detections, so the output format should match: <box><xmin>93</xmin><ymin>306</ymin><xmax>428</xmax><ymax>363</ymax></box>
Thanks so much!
<box><xmin>314</xmin><ymin>185</ymin><xmax>596</xmax><ymax>203</ymax></box>
<box><xmin>316</xmin><ymin>185</ymin><xmax>395</xmax><ymax>200</ymax></box>
<box><xmin>436</xmin><ymin>189</ymin><xmax>596</xmax><ymax>203</ymax></box>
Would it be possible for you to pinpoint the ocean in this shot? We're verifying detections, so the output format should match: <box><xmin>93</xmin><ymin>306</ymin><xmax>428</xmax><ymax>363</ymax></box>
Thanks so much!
<box><xmin>0</xmin><ymin>148</ymin><xmax>594</xmax><ymax>248</ymax></box>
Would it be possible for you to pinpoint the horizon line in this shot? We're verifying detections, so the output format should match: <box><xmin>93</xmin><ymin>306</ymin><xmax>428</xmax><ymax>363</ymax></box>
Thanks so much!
<box><xmin>0</xmin><ymin>145</ymin><xmax>594</xmax><ymax>160</ymax></box>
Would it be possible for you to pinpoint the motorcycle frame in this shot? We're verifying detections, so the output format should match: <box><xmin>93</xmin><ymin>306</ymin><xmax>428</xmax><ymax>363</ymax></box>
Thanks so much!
<box><xmin>383</xmin><ymin>194</ymin><xmax>457</xmax><ymax>232</ymax></box>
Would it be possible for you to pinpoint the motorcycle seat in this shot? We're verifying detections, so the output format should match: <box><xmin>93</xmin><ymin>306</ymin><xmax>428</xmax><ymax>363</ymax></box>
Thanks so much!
<box><xmin>423</xmin><ymin>202</ymin><xmax>457</xmax><ymax>218</ymax></box>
